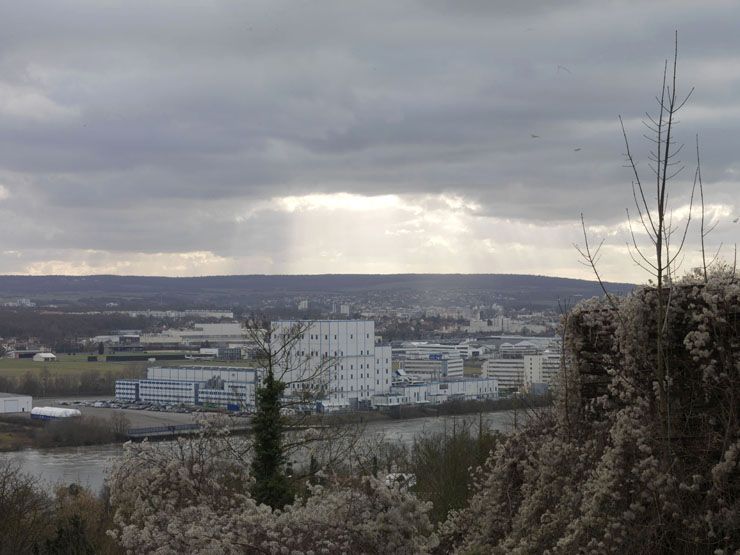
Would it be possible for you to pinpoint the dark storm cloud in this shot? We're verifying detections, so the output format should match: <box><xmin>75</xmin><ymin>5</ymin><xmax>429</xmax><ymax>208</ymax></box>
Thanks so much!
<box><xmin>0</xmin><ymin>0</ymin><xmax>738</xmax><ymax>275</ymax></box>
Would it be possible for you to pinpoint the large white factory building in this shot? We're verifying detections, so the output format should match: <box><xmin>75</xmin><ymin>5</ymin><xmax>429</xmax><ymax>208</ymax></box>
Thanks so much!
<box><xmin>270</xmin><ymin>320</ymin><xmax>392</xmax><ymax>410</ymax></box>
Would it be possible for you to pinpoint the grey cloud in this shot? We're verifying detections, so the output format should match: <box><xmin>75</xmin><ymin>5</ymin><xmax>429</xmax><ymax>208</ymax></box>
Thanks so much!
<box><xmin>0</xmin><ymin>0</ymin><xmax>738</xmax><ymax>274</ymax></box>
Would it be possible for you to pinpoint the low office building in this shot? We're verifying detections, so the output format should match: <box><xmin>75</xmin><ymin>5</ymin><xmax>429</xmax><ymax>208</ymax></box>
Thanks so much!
<box><xmin>483</xmin><ymin>340</ymin><xmax>562</xmax><ymax>393</ymax></box>
<box><xmin>371</xmin><ymin>377</ymin><xmax>499</xmax><ymax>407</ymax></box>
<box><xmin>482</xmin><ymin>358</ymin><xmax>525</xmax><ymax>392</ymax></box>
<box><xmin>394</xmin><ymin>340</ymin><xmax>487</xmax><ymax>361</ymax></box>
<box><xmin>402</xmin><ymin>354</ymin><xmax>464</xmax><ymax>380</ymax></box>
<box><xmin>115</xmin><ymin>366</ymin><xmax>262</xmax><ymax>410</ymax></box>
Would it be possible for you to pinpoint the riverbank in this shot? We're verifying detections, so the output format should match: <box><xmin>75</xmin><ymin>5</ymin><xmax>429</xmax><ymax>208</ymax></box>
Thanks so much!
<box><xmin>308</xmin><ymin>394</ymin><xmax>552</xmax><ymax>426</ymax></box>
<box><xmin>0</xmin><ymin>414</ymin><xmax>127</xmax><ymax>452</ymax></box>
<box><xmin>0</xmin><ymin>415</ymin><xmax>39</xmax><ymax>450</ymax></box>
<box><xmin>0</xmin><ymin>410</ymin><xmax>521</xmax><ymax>495</ymax></box>
<box><xmin>0</xmin><ymin>394</ymin><xmax>551</xmax><ymax>452</ymax></box>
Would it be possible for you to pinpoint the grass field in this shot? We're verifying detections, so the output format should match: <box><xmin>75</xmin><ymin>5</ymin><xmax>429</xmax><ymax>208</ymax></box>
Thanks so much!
<box><xmin>0</xmin><ymin>354</ymin><xmax>257</xmax><ymax>378</ymax></box>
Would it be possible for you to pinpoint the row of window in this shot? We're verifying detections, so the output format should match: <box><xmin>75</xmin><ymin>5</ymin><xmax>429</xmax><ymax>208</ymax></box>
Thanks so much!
<box><xmin>308</xmin><ymin>333</ymin><xmax>371</xmax><ymax>340</ymax></box>
<box><xmin>301</xmin><ymin>350</ymin><xmax>379</xmax><ymax>357</ymax></box>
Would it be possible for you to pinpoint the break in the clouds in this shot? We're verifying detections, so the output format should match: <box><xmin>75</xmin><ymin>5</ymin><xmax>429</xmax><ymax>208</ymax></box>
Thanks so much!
<box><xmin>0</xmin><ymin>0</ymin><xmax>738</xmax><ymax>281</ymax></box>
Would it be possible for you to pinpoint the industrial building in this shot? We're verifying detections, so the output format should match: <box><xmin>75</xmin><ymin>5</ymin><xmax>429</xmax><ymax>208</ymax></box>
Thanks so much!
<box><xmin>483</xmin><ymin>340</ymin><xmax>561</xmax><ymax>393</ymax></box>
<box><xmin>270</xmin><ymin>320</ymin><xmax>392</xmax><ymax>410</ymax></box>
<box><xmin>371</xmin><ymin>377</ymin><xmax>499</xmax><ymax>407</ymax></box>
<box><xmin>5</xmin><ymin>349</ymin><xmax>46</xmax><ymax>359</ymax></box>
<box><xmin>393</xmin><ymin>340</ymin><xmax>488</xmax><ymax>360</ymax></box>
<box><xmin>401</xmin><ymin>354</ymin><xmax>464</xmax><ymax>380</ymax></box>
<box><xmin>0</xmin><ymin>393</ymin><xmax>32</xmax><ymax>413</ymax></box>
<box><xmin>113</xmin><ymin>320</ymin><xmax>515</xmax><ymax>413</ymax></box>
<box><xmin>139</xmin><ymin>323</ymin><xmax>251</xmax><ymax>348</ymax></box>
<box><xmin>116</xmin><ymin>366</ymin><xmax>261</xmax><ymax>410</ymax></box>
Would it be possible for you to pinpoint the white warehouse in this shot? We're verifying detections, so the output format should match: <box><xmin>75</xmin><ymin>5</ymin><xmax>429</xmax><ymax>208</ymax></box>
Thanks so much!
<box><xmin>271</xmin><ymin>320</ymin><xmax>392</xmax><ymax>410</ymax></box>
<box><xmin>0</xmin><ymin>393</ymin><xmax>32</xmax><ymax>414</ymax></box>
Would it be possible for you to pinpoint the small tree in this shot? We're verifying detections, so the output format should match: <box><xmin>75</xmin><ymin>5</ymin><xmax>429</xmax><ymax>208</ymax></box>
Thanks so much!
<box><xmin>43</xmin><ymin>515</ymin><xmax>95</xmax><ymax>555</ymax></box>
<box><xmin>246</xmin><ymin>318</ymin><xmax>347</xmax><ymax>509</ymax></box>
<box><xmin>251</xmin><ymin>362</ymin><xmax>293</xmax><ymax>509</ymax></box>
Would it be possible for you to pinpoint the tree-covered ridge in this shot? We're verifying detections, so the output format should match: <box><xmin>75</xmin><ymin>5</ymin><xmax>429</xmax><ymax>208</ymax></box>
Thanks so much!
<box><xmin>0</xmin><ymin>273</ymin><xmax>634</xmax><ymax>309</ymax></box>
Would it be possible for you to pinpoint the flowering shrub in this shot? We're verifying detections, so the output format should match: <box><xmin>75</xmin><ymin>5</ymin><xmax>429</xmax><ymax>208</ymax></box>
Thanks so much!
<box><xmin>107</xmin><ymin>427</ymin><xmax>437</xmax><ymax>554</ymax></box>
<box><xmin>439</xmin><ymin>269</ymin><xmax>739</xmax><ymax>553</ymax></box>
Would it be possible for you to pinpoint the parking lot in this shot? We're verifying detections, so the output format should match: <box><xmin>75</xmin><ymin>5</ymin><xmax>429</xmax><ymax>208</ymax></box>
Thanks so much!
<box><xmin>34</xmin><ymin>397</ymin><xmax>250</xmax><ymax>429</ymax></box>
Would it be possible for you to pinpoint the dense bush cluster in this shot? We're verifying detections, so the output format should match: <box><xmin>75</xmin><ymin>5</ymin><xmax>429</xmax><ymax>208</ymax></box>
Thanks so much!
<box><xmin>0</xmin><ymin>366</ymin><xmax>145</xmax><ymax>397</ymax></box>
<box><xmin>0</xmin><ymin>309</ymin><xmax>169</xmax><ymax>350</ymax></box>
<box><xmin>108</xmin><ymin>429</ymin><xmax>438</xmax><ymax>554</ymax></box>
<box><xmin>0</xmin><ymin>461</ymin><xmax>120</xmax><ymax>554</ymax></box>
<box><xmin>438</xmin><ymin>269</ymin><xmax>739</xmax><ymax>553</ymax></box>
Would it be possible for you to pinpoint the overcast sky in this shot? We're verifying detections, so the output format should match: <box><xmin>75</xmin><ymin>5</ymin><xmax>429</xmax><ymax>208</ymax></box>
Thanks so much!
<box><xmin>0</xmin><ymin>0</ymin><xmax>738</xmax><ymax>281</ymax></box>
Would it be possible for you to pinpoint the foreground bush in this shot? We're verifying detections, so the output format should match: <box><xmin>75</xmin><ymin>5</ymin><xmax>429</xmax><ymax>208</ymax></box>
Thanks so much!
<box><xmin>108</xmin><ymin>429</ymin><xmax>438</xmax><ymax>554</ymax></box>
<box><xmin>0</xmin><ymin>461</ymin><xmax>120</xmax><ymax>554</ymax></box>
<box><xmin>439</xmin><ymin>270</ymin><xmax>739</xmax><ymax>554</ymax></box>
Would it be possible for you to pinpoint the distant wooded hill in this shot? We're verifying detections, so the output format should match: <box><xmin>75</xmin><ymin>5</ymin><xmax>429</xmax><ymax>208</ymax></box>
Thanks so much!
<box><xmin>0</xmin><ymin>274</ymin><xmax>635</xmax><ymax>309</ymax></box>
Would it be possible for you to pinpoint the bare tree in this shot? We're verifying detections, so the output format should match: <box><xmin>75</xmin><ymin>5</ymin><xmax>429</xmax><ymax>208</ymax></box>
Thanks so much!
<box><xmin>576</xmin><ymin>33</ymin><xmax>703</xmax><ymax>438</ymax></box>
<box><xmin>619</xmin><ymin>33</ymin><xmax>699</xmax><ymax>438</ymax></box>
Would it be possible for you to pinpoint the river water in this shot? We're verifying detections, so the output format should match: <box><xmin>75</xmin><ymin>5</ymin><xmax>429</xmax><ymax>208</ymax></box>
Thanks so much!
<box><xmin>0</xmin><ymin>410</ymin><xmax>521</xmax><ymax>494</ymax></box>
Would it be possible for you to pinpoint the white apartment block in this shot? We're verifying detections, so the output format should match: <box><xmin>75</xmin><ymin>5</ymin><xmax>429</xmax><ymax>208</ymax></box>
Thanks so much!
<box><xmin>483</xmin><ymin>358</ymin><xmax>525</xmax><ymax>392</ymax></box>
<box><xmin>523</xmin><ymin>352</ymin><xmax>561</xmax><ymax>388</ymax></box>
<box><xmin>483</xmin><ymin>341</ymin><xmax>562</xmax><ymax>393</ymax></box>
<box><xmin>271</xmin><ymin>320</ymin><xmax>392</xmax><ymax>409</ymax></box>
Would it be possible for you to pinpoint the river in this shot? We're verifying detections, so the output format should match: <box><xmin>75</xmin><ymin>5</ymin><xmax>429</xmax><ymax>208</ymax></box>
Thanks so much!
<box><xmin>0</xmin><ymin>410</ymin><xmax>521</xmax><ymax>494</ymax></box>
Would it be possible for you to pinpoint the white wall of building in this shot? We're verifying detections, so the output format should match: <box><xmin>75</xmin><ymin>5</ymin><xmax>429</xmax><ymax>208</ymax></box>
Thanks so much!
<box><xmin>372</xmin><ymin>377</ymin><xmax>498</xmax><ymax>407</ymax></box>
<box><xmin>0</xmin><ymin>394</ymin><xmax>32</xmax><ymax>413</ymax></box>
<box><xmin>523</xmin><ymin>352</ymin><xmax>561</xmax><ymax>387</ymax></box>
<box><xmin>271</xmin><ymin>320</ymin><xmax>391</xmax><ymax>408</ymax></box>
<box><xmin>402</xmin><ymin>355</ymin><xmax>464</xmax><ymax>380</ymax></box>
<box><xmin>483</xmin><ymin>358</ymin><xmax>525</xmax><ymax>392</ymax></box>
<box><xmin>115</xmin><ymin>366</ymin><xmax>262</xmax><ymax>408</ymax></box>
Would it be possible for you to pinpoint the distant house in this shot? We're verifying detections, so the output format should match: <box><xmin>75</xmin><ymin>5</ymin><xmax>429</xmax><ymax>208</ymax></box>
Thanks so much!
<box><xmin>32</xmin><ymin>352</ymin><xmax>57</xmax><ymax>362</ymax></box>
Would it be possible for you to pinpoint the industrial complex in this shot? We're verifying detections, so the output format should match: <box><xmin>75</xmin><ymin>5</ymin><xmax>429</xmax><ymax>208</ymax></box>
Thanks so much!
<box><xmin>114</xmin><ymin>319</ymin><xmax>504</xmax><ymax>412</ymax></box>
